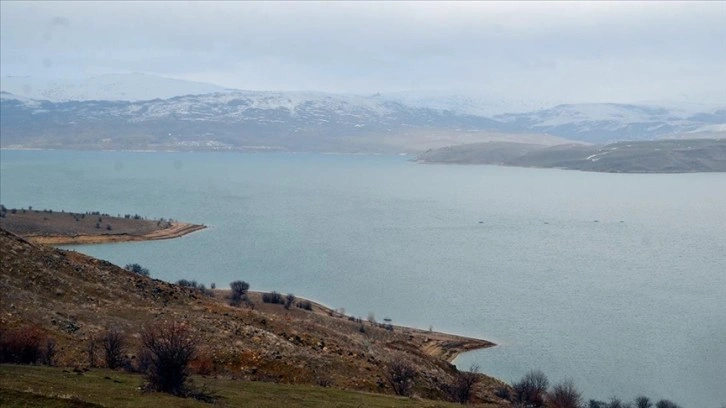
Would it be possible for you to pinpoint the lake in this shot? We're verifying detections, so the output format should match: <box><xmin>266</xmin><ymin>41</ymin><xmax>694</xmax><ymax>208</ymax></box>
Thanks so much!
<box><xmin>1</xmin><ymin>149</ymin><xmax>724</xmax><ymax>407</ymax></box>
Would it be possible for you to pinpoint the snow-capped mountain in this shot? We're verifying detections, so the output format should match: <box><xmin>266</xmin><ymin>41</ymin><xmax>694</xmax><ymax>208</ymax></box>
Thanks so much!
<box><xmin>0</xmin><ymin>89</ymin><xmax>502</xmax><ymax>127</ymax></box>
<box><xmin>1</xmin><ymin>88</ymin><xmax>724</xmax><ymax>152</ymax></box>
<box><xmin>0</xmin><ymin>73</ymin><xmax>233</xmax><ymax>102</ymax></box>
<box><xmin>0</xmin><ymin>90</ymin><xmax>508</xmax><ymax>152</ymax></box>
<box><xmin>495</xmin><ymin>103</ymin><xmax>726</xmax><ymax>142</ymax></box>
<box><xmin>380</xmin><ymin>90</ymin><xmax>555</xmax><ymax>116</ymax></box>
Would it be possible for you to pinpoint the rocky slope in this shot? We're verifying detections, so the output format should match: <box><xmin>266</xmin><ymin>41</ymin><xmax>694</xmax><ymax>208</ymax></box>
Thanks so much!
<box><xmin>0</xmin><ymin>228</ymin><xmax>504</xmax><ymax>404</ymax></box>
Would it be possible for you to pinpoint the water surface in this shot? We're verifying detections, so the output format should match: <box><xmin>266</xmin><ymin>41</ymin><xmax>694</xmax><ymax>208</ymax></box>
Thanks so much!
<box><xmin>1</xmin><ymin>150</ymin><xmax>724</xmax><ymax>407</ymax></box>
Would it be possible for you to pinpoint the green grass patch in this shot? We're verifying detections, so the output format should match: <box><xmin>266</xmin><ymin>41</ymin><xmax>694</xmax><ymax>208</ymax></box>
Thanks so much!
<box><xmin>0</xmin><ymin>365</ymin><xmax>459</xmax><ymax>407</ymax></box>
<box><xmin>0</xmin><ymin>389</ymin><xmax>103</xmax><ymax>408</ymax></box>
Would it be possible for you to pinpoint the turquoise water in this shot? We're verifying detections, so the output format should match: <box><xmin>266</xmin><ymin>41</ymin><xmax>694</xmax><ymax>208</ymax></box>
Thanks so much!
<box><xmin>1</xmin><ymin>150</ymin><xmax>725</xmax><ymax>407</ymax></box>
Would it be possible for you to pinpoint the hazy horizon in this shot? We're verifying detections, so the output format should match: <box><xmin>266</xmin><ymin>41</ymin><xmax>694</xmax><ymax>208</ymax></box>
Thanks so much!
<box><xmin>1</xmin><ymin>1</ymin><xmax>725</xmax><ymax>105</ymax></box>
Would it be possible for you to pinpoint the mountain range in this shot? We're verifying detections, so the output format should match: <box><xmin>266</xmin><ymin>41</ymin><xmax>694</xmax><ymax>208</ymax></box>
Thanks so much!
<box><xmin>1</xmin><ymin>74</ymin><xmax>724</xmax><ymax>153</ymax></box>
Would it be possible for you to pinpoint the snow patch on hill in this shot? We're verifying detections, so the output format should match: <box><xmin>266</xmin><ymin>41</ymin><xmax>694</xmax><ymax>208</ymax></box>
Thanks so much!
<box><xmin>380</xmin><ymin>90</ymin><xmax>554</xmax><ymax>116</ymax></box>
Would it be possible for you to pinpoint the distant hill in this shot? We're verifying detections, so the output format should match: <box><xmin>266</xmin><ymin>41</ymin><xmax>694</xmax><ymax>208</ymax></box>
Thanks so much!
<box><xmin>416</xmin><ymin>139</ymin><xmax>726</xmax><ymax>173</ymax></box>
<box><xmin>494</xmin><ymin>103</ymin><xmax>726</xmax><ymax>144</ymax></box>
<box><xmin>0</xmin><ymin>91</ymin><xmax>571</xmax><ymax>153</ymax></box>
<box><xmin>1</xmin><ymin>75</ymin><xmax>724</xmax><ymax>152</ymax></box>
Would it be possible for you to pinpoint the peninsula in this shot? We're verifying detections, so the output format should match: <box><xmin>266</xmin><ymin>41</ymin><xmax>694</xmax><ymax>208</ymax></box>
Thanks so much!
<box><xmin>0</xmin><ymin>206</ymin><xmax>205</xmax><ymax>245</ymax></box>
<box><xmin>416</xmin><ymin>138</ymin><xmax>726</xmax><ymax>173</ymax></box>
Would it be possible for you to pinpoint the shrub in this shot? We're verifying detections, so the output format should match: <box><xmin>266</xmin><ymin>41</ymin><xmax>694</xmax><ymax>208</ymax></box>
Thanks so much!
<box><xmin>190</xmin><ymin>353</ymin><xmax>214</xmax><ymax>376</ymax></box>
<box><xmin>634</xmin><ymin>396</ymin><xmax>652</xmax><ymax>408</ymax></box>
<box><xmin>135</xmin><ymin>348</ymin><xmax>153</xmax><ymax>374</ymax></box>
<box><xmin>176</xmin><ymin>280</ymin><xmax>213</xmax><ymax>297</ymax></box>
<box><xmin>262</xmin><ymin>291</ymin><xmax>284</xmax><ymax>304</ymax></box>
<box><xmin>284</xmin><ymin>293</ymin><xmax>295</xmax><ymax>310</ymax></box>
<box><xmin>87</xmin><ymin>337</ymin><xmax>98</xmax><ymax>368</ymax></box>
<box><xmin>141</xmin><ymin>322</ymin><xmax>197</xmax><ymax>396</ymax></box>
<box><xmin>124</xmin><ymin>263</ymin><xmax>150</xmax><ymax>277</ymax></box>
<box><xmin>42</xmin><ymin>338</ymin><xmax>57</xmax><ymax>366</ymax></box>
<box><xmin>296</xmin><ymin>300</ymin><xmax>313</xmax><ymax>311</ymax></box>
<box><xmin>315</xmin><ymin>372</ymin><xmax>333</xmax><ymax>387</ymax></box>
<box><xmin>495</xmin><ymin>385</ymin><xmax>511</xmax><ymax>400</ymax></box>
<box><xmin>511</xmin><ymin>370</ymin><xmax>549</xmax><ymax>408</ymax></box>
<box><xmin>387</xmin><ymin>358</ymin><xmax>416</xmax><ymax>396</ymax></box>
<box><xmin>0</xmin><ymin>325</ymin><xmax>45</xmax><ymax>364</ymax></box>
<box><xmin>655</xmin><ymin>400</ymin><xmax>681</xmax><ymax>408</ymax></box>
<box><xmin>449</xmin><ymin>364</ymin><xmax>480</xmax><ymax>403</ymax></box>
<box><xmin>101</xmin><ymin>329</ymin><xmax>126</xmax><ymax>369</ymax></box>
<box><xmin>177</xmin><ymin>279</ymin><xmax>199</xmax><ymax>288</ymax></box>
<box><xmin>607</xmin><ymin>397</ymin><xmax>625</xmax><ymax>408</ymax></box>
<box><xmin>547</xmin><ymin>379</ymin><xmax>582</xmax><ymax>408</ymax></box>
<box><xmin>229</xmin><ymin>280</ymin><xmax>250</xmax><ymax>307</ymax></box>
<box><xmin>230</xmin><ymin>280</ymin><xmax>249</xmax><ymax>294</ymax></box>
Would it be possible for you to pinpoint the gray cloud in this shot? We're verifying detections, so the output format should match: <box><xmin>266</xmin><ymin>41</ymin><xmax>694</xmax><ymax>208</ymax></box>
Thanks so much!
<box><xmin>1</xmin><ymin>1</ymin><xmax>724</xmax><ymax>103</ymax></box>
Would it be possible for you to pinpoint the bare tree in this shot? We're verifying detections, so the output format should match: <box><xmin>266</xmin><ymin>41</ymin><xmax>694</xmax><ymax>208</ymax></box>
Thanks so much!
<box><xmin>86</xmin><ymin>337</ymin><xmax>98</xmax><ymax>368</ymax></box>
<box><xmin>547</xmin><ymin>379</ymin><xmax>582</xmax><ymax>408</ymax></box>
<box><xmin>512</xmin><ymin>369</ymin><xmax>549</xmax><ymax>408</ymax></box>
<box><xmin>450</xmin><ymin>364</ymin><xmax>480</xmax><ymax>404</ymax></box>
<box><xmin>607</xmin><ymin>397</ymin><xmax>631</xmax><ymax>408</ymax></box>
<box><xmin>42</xmin><ymin>338</ymin><xmax>57</xmax><ymax>366</ymax></box>
<box><xmin>101</xmin><ymin>329</ymin><xmax>126</xmax><ymax>369</ymax></box>
<box><xmin>387</xmin><ymin>358</ymin><xmax>416</xmax><ymax>396</ymax></box>
<box><xmin>229</xmin><ymin>280</ymin><xmax>249</xmax><ymax>307</ymax></box>
<box><xmin>634</xmin><ymin>396</ymin><xmax>652</xmax><ymax>408</ymax></box>
<box><xmin>284</xmin><ymin>293</ymin><xmax>295</xmax><ymax>310</ymax></box>
<box><xmin>141</xmin><ymin>322</ymin><xmax>197</xmax><ymax>395</ymax></box>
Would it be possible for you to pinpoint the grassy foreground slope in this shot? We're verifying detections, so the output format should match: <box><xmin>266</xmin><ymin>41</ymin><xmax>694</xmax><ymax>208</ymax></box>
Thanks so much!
<box><xmin>0</xmin><ymin>365</ymin><xmax>462</xmax><ymax>408</ymax></box>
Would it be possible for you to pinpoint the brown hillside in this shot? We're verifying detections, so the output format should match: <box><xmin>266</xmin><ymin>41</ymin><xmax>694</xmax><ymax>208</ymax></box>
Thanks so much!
<box><xmin>0</xmin><ymin>208</ymin><xmax>205</xmax><ymax>245</ymax></box>
<box><xmin>0</xmin><ymin>228</ymin><xmax>505</xmax><ymax>405</ymax></box>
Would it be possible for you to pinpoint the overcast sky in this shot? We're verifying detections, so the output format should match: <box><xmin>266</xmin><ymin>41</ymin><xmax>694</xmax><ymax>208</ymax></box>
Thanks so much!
<box><xmin>1</xmin><ymin>1</ymin><xmax>724</xmax><ymax>104</ymax></box>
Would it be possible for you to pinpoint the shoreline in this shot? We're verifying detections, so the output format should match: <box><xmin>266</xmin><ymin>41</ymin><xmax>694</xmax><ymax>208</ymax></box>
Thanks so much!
<box><xmin>239</xmin><ymin>290</ymin><xmax>496</xmax><ymax>363</ymax></box>
<box><xmin>289</xmin><ymin>295</ymin><xmax>497</xmax><ymax>362</ymax></box>
<box><xmin>24</xmin><ymin>222</ymin><xmax>206</xmax><ymax>245</ymax></box>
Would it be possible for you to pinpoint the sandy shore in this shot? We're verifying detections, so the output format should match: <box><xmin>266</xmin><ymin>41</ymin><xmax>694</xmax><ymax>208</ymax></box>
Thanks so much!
<box><xmin>25</xmin><ymin>222</ymin><xmax>206</xmax><ymax>245</ymax></box>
